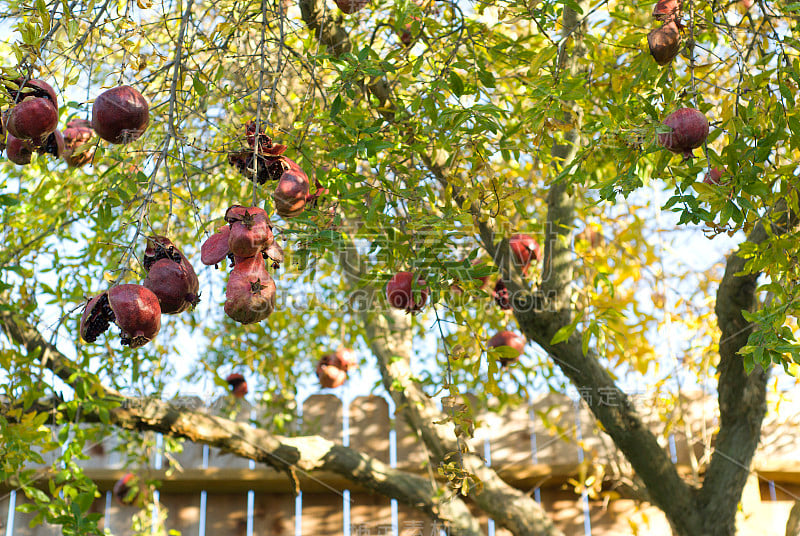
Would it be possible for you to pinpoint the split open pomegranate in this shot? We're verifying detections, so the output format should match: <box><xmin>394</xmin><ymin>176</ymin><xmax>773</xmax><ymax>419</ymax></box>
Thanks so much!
<box><xmin>142</xmin><ymin>236</ymin><xmax>200</xmax><ymax>314</ymax></box>
<box><xmin>62</xmin><ymin>119</ymin><xmax>95</xmax><ymax>167</ymax></box>
<box><xmin>80</xmin><ymin>284</ymin><xmax>161</xmax><ymax>348</ymax></box>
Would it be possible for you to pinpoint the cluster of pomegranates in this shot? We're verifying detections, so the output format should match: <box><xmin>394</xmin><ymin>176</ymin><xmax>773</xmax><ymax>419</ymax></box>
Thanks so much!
<box><xmin>80</xmin><ymin>237</ymin><xmax>199</xmax><ymax>348</ymax></box>
<box><xmin>201</xmin><ymin>205</ymin><xmax>284</xmax><ymax>324</ymax></box>
<box><xmin>648</xmin><ymin>0</ymin><xmax>682</xmax><ymax>65</ymax></box>
<box><xmin>1</xmin><ymin>78</ymin><xmax>149</xmax><ymax>167</ymax></box>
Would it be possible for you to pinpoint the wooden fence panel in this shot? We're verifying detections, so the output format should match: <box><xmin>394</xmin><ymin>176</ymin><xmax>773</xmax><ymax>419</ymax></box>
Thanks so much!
<box><xmin>531</xmin><ymin>392</ymin><xmax>581</xmax><ymax>469</ymax></box>
<box><xmin>161</xmin><ymin>493</ymin><xmax>201</xmax><ymax>535</ymax></box>
<box><xmin>168</xmin><ymin>396</ymin><xmax>206</xmax><ymax>470</ymax></box>
<box><xmin>348</xmin><ymin>396</ymin><xmax>393</xmax><ymax>534</ymax></box>
<box><xmin>103</xmin><ymin>501</ymin><xmax>140</xmax><ymax>536</ymax></box>
<box><xmin>301</xmin><ymin>394</ymin><xmax>344</xmax><ymax>536</ymax></box>
<box><xmin>252</xmin><ymin>492</ymin><xmax>295</xmax><ymax>536</ymax></box>
<box><xmin>203</xmin><ymin>493</ymin><xmax>248</xmax><ymax>535</ymax></box>
<box><xmin>209</xmin><ymin>398</ymin><xmax>253</xmax><ymax>469</ymax></box>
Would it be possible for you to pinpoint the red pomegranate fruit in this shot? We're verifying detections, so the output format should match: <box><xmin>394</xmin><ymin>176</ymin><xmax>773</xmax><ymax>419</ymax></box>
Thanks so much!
<box><xmin>658</xmin><ymin>108</ymin><xmax>709</xmax><ymax>160</ymax></box>
<box><xmin>62</xmin><ymin>119</ymin><xmax>95</xmax><ymax>167</ymax></box>
<box><xmin>201</xmin><ymin>225</ymin><xmax>232</xmax><ymax>266</ymax></box>
<box><xmin>704</xmin><ymin>166</ymin><xmax>726</xmax><ymax>185</ymax></box>
<box><xmin>113</xmin><ymin>473</ymin><xmax>140</xmax><ymax>506</ymax></box>
<box><xmin>334</xmin><ymin>0</ymin><xmax>369</xmax><ymax>13</ymax></box>
<box><xmin>142</xmin><ymin>236</ymin><xmax>200</xmax><ymax>314</ymax></box>
<box><xmin>225</xmin><ymin>205</ymin><xmax>274</xmax><ymax>258</ymax></box>
<box><xmin>225</xmin><ymin>373</ymin><xmax>248</xmax><ymax>398</ymax></box>
<box><xmin>509</xmin><ymin>233</ymin><xmax>541</xmax><ymax>273</ymax></box>
<box><xmin>316</xmin><ymin>355</ymin><xmax>349</xmax><ymax>388</ymax></box>
<box><xmin>6</xmin><ymin>134</ymin><xmax>34</xmax><ymax>165</ymax></box>
<box><xmin>652</xmin><ymin>0</ymin><xmax>680</xmax><ymax>20</ymax></box>
<box><xmin>322</xmin><ymin>347</ymin><xmax>358</xmax><ymax>372</ymax></box>
<box><xmin>487</xmin><ymin>330</ymin><xmax>526</xmax><ymax>366</ymax></box>
<box><xmin>224</xmin><ymin>256</ymin><xmax>276</xmax><ymax>324</ymax></box>
<box><xmin>273</xmin><ymin>166</ymin><xmax>310</xmax><ymax>218</ymax></box>
<box><xmin>80</xmin><ymin>284</ymin><xmax>162</xmax><ymax>348</ymax></box>
<box><xmin>5</xmin><ymin>97</ymin><xmax>58</xmax><ymax>141</ymax></box>
<box><xmin>386</xmin><ymin>271</ymin><xmax>428</xmax><ymax>313</ymax></box>
<box><xmin>648</xmin><ymin>21</ymin><xmax>681</xmax><ymax>66</ymax></box>
<box><xmin>493</xmin><ymin>278</ymin><xmax>512</xmax><ymax>310</ymax></box>
<box><xmin>92</xmin><ymin>86</ymin><xmax>149</xmax><ymax>144</ymax></box>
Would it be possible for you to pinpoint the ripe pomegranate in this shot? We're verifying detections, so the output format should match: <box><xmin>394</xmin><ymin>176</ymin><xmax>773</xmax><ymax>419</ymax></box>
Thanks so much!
<box><xmin>201</xmin><ymin>225</ymin><xmax>232</xmax><ymax>266</ymax></box>
<box><xmin>315</xmin><ymin>354</ymin><xmax>349</xmax><ymax>388</ymax></box>
<box><xmin>224</xmin><ymin>256</ymin><xmax>276</xmax><ymax>324</ymax></box>
<box><xmin>225</xmin><ymin>205</ymin><xmax>274</xmax><ymax>258</ymax></box>
<box><xmin>334</xmin><ymin>0</ymin><xmax>369</xmax><ymax>13</ymax></box>
<box><xmin>113</xmin><ymin>473</ymin><xmax>140</xmax><ymax>506</ymax></box>
<box><xmin>322</xmin><ymin>347</ymin><xmax>358</xmax><ymax>372</ymax></box>
<box><xmin>487</xmin><ymin>330</ymin><xmax>526</xmax><ymax>366</ymax></box>
<box><xmin>6</xmin><ymin>134</ymin><xmax>34</xmax><ymax>165</ymax></box>
<box><xmin>142</xmin><ymin>236</ymin><xmax>200</xmax><ymax>314</ymax></box>
<box><xmin>273</xmin><ymin>166</ymin><xmax>310</xmax><ymax>218</ymax></box>
<box><xmin>80</xmin><ymin>284</ymin><xmax>162</xmax><ymax>348</ymax></box>
<box><xmin>92</xmin><ymin>86</ymin><xmax>149</xmax><ymax>144</ymax></box>
<box><xmin>62</xmin><ymin>119</ymin><xmax>95</xmax><ymax>167</ymax></box>
<box><xmin>652</xmin><ymin>0</ymin><xmax>680</xmax><ymax>20</ymax></box>
<box><xmin>5</xmin><ymin>97</ymin><xmax>58</xmax><ymax>141</ymax></box>
<box><xmin>386</xmin><ymin>271</ymin><xmax>428</xmax><ymax>313</ymax></box>
<box><xmin>648</xmin><ymin>21</ymin><xmax>681</xmax><ymax>66</ymax></box>
<box><xmin>658</xmin><ymin>108</ymin><xmax>709</xmax><ymax>160</ymax></box>
<box><xmin>225</xmin><ymin>373</ymin><xmax>248</xmax><ymax>398</ymax></box>
<box><xmin>509</xmin><ymin>233</ymin><xmax>541</xmax><ymax>273</ymax></box>
<box><xmin>704</xmin><ymin>166</ymin><xmax>726</xmax><ymax>185</ymax></box>
<box><xmin>493</xmin><ymin>278</ymin><xmax>512</xmax><ymax>310</ymax></box>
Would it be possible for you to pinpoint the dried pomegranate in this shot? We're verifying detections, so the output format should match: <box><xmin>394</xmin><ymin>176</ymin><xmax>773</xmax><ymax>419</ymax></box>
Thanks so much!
<box><xmin>658</xmin><ymin>107</ymin><xmax>709</xmax><ymax>160</ymax></box>
<box><xmin>273</xmin><ymin>166</ymin><xmax>310</xmax><ymax>218</ymax></box>
<box><xmin>316</xmin><ymin>354</ymin><xmax>349</xmax><ymax>388</ymax></box>
<box><xmin>92</xmin><ymin>86</ymin><xmax>149</xmax><ymax>144</ymax></box>
<box><xmin>648</xmin><ymin>21</ymin><xmax>681</xmax><ymax>66</ymax></box>
<box><xmin>386</xmin><ymin>271</ymin><xmax>428</xmax><ymax>313</ymax></box>
<box><xmin>80</xmin><ymin>284</ymin><xmax>161</xmax><ymax>348</ymax></box>
<box><xmin>6</xmin><ymin>134</ymin><xmax>33</xmax><ymax>165</ymax></box>
<box><xmin>246</xmin><ymin>121</ymin><xmax>287</xmax><ymax>155</ymax></box>
<box><xmin>487</xmin><ymin>330</ymin><xmax>526</xmax><ymax>366</ymax></box>
<box><xmin>334</xmin><ymin>0</ymin><xmax>369</xmax><ymax>13</ymax></box>
<box><xmin>5</xmin><ymin>97</ymin><xmax>58</xmax><ymax>141</ymax></box>
<box><xmin>224</xmin><ymin>256</ymin><xmax>276</xmax><ymax>324</ymax></box>
<box><xmin>225</xmin><ymin>205</ymin><xmax>274</xmax><ymax>258</ymax></box>
<box><xmin>62</xmin><ymin>119</ymin><xmax>95</xmax><ymax>167</ymax></box>
<box><xmin>142</xmin><ymin>236</ymin><xmax>200</xmax><ymax>314</ymax></box>
<box><xmin>201</xmin><ymin>225</ymin><xmax>232</xmax><ymax>266</ymax></box>
<box><xmin>225</xmin><ymin>373</ymin><xmax>248</xmax><ymax>398</ymax></box>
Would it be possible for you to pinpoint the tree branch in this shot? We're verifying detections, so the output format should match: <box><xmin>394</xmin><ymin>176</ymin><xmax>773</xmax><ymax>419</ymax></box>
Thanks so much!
<box><xmin>698</xmin><ymin>201</ymin><xmax>797</xmax><ymax>535</ymax></box>
<box><xmin>0</xmin><ymin>308</ymin><xmax>483</xmax><ymax>536</ymax></box>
